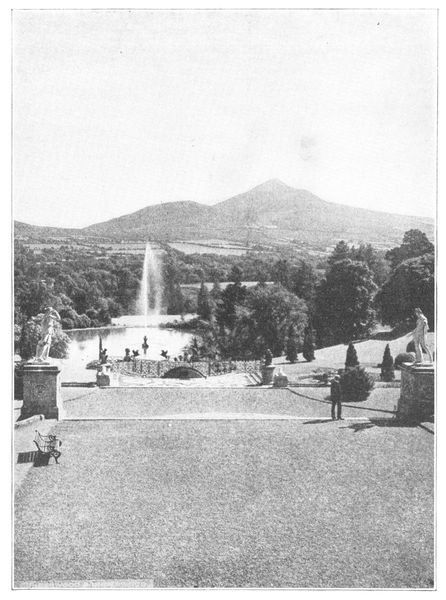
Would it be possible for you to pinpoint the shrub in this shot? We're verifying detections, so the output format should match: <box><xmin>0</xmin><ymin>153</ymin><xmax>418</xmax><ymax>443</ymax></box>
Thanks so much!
<box><xmin>340</xmin><ymin>367</ymin><xmax>374</xmax><ymax>402</ymax></box>
<box><xmin>380</xmin><ymin>344</ymin><xmax>395</xmax><ymax>381</ymax></box>
<box><xmin>18</xmin><ymin>316</ymin><xmax>70</xmax><ymax>360</ymax></box>
<box><xmin>345</xmin><ymin>342</ymin><xmax>359</xmax><ymax>368</ymax></box>
<box><xmin>61</xmin><ymin>317</ymin><xmax>75</xmax><ymax>330</ymax></box>
<box><xmin>406</xmin><ymin>340</ymin><xmax>415</xmax><ymax>353</ymax></box>
<box><xmin>75</xmin><ymin>313</ymin><xmax>92</xmax><ymax>329</ymax></box>
<box><xmin>394</xmin><ymin>352</ymin><xmax>416</xmax><ymax>369</ymax></box>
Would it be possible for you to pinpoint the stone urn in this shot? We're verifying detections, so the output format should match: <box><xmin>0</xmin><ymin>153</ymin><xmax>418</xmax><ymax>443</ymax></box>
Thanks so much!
<box><xmin>261</xmin><ymin>364</ymin><xmax>276</xmax><ymax>385</ymax></box>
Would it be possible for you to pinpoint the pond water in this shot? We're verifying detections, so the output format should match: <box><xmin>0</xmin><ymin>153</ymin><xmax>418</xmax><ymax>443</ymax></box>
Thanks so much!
<box><xmin>59</xmin><ymin>315</ymin><xmax>194</xmax><ymax>382</ymax></box>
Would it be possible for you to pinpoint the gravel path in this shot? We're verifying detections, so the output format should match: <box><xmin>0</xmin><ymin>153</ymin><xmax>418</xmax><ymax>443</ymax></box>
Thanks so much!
<box><xmin>61</xmin><ymin>386</ymin><xmax>400</xmax><ymax>421</ymax></box>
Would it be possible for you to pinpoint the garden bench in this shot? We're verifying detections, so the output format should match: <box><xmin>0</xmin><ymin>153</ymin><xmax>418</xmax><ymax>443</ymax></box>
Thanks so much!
<box><xmin>34</xmin><ymin>430</ymin><xmax>62</xmax><ymax>464</ymax></box>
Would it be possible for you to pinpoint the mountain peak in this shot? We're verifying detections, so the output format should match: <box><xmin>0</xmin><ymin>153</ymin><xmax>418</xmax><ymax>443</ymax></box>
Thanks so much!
<box><xmin>252</xmin><ymin>178</ymin><xmax>291</xmax><ymax>193</ymax></box>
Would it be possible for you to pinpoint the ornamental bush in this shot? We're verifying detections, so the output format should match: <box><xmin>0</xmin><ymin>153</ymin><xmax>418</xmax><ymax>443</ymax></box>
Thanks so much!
<box><xmin>339</xmin><ymin>367</ymin><xmax>374</xmax><ymax>402</ymax></box>
<box><xmin>380</xmin><ymin>344</ymin><xmax>395</xmax><ymax>381</ymax></box>
<box><xmin>394</xmin><ymin>352</ymin><xmax>416</xmax><ymax>369</ymax></box>
<box><xmin>406</xmin><ymin>340</ymin><xmax>415</xmax><ymax>353</ymax></box>
<box><xmin>345</xmin><ymin>342</ymin><xmax>359</xmax><ymax>368</ymax></box>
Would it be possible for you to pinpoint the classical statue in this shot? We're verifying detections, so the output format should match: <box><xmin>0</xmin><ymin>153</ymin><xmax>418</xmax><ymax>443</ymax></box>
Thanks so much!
<box><xmin>412</xmin><ymin>307</ymin><xmax>433</xmax><ymax>364</ymax></box>
<box><xmin>34</xmin><ymin>307</ymin><xmax>61</xmax><ymax>362</ymax></box>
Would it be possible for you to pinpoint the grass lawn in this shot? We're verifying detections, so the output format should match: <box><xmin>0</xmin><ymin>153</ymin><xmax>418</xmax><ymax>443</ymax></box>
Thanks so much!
<box><xmin>276</xmin><ymin>332</ymin><xmax>435</xmax><ymax>378</ymax></box>
<box><xmin>14</xmin><ymin>417</ymin><xmax>434</xmax><ymax>588</ymax></box>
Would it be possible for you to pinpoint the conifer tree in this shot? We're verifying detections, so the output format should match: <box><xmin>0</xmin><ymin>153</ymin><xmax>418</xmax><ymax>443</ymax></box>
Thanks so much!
<box><xmin>286</xmin><ymin>324</ymin><xmax>298</xmax><ymax>363</ymax></box>
<box><xmin>380</xmin><ymin>343</ymin><xmax>395</xmax><ymax>381</ymax></box>
<box><xmin>302</xmin><ymin>325</ymin><xmax>315</xmax><ymax>362</ymax></box>
<box><xmin>345</xmin><ymin>342</ymin><xmax>359</xmax><ymax>368</ymax></box>
<box><xmin>197</xmin><ymin>281</ymin><xmax>212</xmax><ymax>321</ymax></box>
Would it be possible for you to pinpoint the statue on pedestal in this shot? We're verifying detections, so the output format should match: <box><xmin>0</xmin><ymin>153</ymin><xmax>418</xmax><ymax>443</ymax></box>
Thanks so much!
<box><xmin>34</xmin><ymin>307</ymin><xmax>61</xmax><ymax>363</ymax></box>
<box><xmin>412</xmin><ymin>307</ymin><xmax>433</xmax><ymax>364</ymax></box>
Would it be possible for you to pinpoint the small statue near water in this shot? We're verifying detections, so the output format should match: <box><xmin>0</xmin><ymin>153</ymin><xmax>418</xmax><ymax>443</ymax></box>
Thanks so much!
<box><xmin>33</xmin><ymin>307</ymin><xmax>61</xmax><ymax>363</ymax></box>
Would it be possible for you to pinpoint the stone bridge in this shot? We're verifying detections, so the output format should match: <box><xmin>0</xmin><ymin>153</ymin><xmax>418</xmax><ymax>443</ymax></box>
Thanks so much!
<box><xmin>109</xmin><ymin>358</ymin><xmax>261</xmax><ymax>379</ymax></box>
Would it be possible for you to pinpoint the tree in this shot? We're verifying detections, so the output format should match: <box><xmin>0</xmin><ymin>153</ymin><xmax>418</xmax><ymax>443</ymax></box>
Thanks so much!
<box><xmin>232</xmin><ymin>284</ymin><xmax>308</xmax><ymax>358</ymax></box>
<box><xmin>166</xmin><ymin>283</ymin><xmax>185</xmax><ymax>314</ymax></box>
<box><xmin>380</xmin><ymin>344</ymin><xmax>395</xmax><ymax>381</ymax></box>
<box><xmin>229</xmin><ymin>265</ymin><xmax>243</xmax><ymax>284</ymax></box>
<box><xmin>216</xmin><ymin>281</ymin><xmax>247</xmax><ymax>330</ymax></box>
<box><xmin>376</xmin><ymin>253</ymin><xmax>434</xmax><ymax>328</ymax></box>
<box><xmin>210</xmin><ymin>280</ymin><xmax>222</xmax><ymax>301</ymax></box>
<box><xmin>272</xmin><ymin>259</ymin><xmax>291</xmax><ymax>289</ymax></box>
<box><xmin>197</xmin><ymin>281</ymin><xmax>212</xmax><ymax>321</ymax></box>
<box><xmin>345</xmin><ymin>342</ymin><xmax>359</xmax><ymax>368</ymax></box>
<box><xmin>302</xmin><ymin>325</ymin><xmax>315</xmax><ymax>361</ymax></box>
<box><xmin>59</xmin><ymin>307</ymin><xmax>80</xmax><ymax>329</ymax></box>
<box><xmin>286</xmin><ymin>324</ymin><xmax>299</xmax><ymax>363</ymax></box>
<box><xmin>327</xmin><ymin>241</ymin><xmax>351</xmax><ymax>266</ymax></box>
<box><xmin>385</xmin><ymin>229</ymin><xmax>434</xmax><ymax>269</ymax></box>
<box><xmin>18</xmin><ymin>315</ymin><xmax>70</xmax><ymax>360</ymax></box>
<box><xmin>350</xmin><ymin>244</ymin><xmax>389</xmax><ymax>287</ymax></box>
<box><xmin>289</xmin><ymin>261</ymin><xmax>319</xmax><ymax>314</ymax></box>
<box><xmin>315</xmin><ymin>259</ymin><xmax>377</xmax><ymax>346</ymax></box>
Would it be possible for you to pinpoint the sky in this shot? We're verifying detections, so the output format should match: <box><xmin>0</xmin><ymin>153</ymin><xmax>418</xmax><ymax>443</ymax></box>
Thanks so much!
<box><xmin>13</xmin><ymin>9</ymin><xmax>437</xmax><ymax>228</ymax></box>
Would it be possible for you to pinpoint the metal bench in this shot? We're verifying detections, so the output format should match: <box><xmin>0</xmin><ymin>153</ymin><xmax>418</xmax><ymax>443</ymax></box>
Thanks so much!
<box><xmin>34</xmin><ymin>430</ymin><xmax>62</xmax><ymax>464</ymax></box>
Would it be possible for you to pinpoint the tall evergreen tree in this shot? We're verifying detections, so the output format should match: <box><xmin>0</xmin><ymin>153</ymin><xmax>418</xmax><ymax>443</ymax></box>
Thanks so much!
<box><xmin>197</xmin><ymin>281</ymin><xmax>212</xmax><ymax>321</ymax></box>
<box><xmin>302</xmin><ymin>325</ymin><xmax>315</xmax><ymax>361</ymax></box>
<box><xmin>380</xmin><ymin>344</ymin><xmax>395</xmax><ymax>381</ymax></box>
<box><xmin>345</xmin><ymin>342</ymin><xmax>359</xmax><ymax>368</ymax></box>
<box><xmin>286</xmin><ymin>324</ymin><xmax>299</xmax><ymax>363</ymax></box>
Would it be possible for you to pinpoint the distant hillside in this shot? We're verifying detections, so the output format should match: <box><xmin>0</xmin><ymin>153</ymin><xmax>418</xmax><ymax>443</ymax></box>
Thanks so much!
<box><xmin>212</xmin><ymin>179</ymin><xmax>434</xmax><ymax>244</ymax></box>
<box><xmin>14</xmin><ymin>221</ymin><xmax>80</xmax><ymax>239</ymax></box>
<box><xmin>14</xmin><ymin>179</ymin><xmax>434</xmax><ymax>247</ymax></box>
<box><xmin>82</xmin><ymin>201</ymin><xmax>219</xmax><ymax>241</ymax></box>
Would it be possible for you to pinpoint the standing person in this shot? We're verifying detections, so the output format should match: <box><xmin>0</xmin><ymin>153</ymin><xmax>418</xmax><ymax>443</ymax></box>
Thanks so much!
<box><xmin>412</xmin><ymin>307</ymin><xmax>433</xmax><ymax>363</ymax></box>
<box><xmin>142</xmin><ymin>335</ymin><xmax>149</xmax><ymax>354</ymax></box>
<box><xmin>330</xmin><ymin>375</ymin><xmax>343</xmax><ymax>421</ymax></box>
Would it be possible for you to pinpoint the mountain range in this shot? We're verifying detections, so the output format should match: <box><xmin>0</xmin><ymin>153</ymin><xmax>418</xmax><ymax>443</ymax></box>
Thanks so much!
<box><xmin>15</xmin><ymin>179</ymin><xmax>434</xmax><ymax>247</ymax></box>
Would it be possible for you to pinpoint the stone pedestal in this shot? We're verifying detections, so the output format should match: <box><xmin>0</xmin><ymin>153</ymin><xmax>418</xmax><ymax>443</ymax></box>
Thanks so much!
<box><xmin>261</xmin><ymin>365</ymin><xmax>276</xmax><ymax>385</ymax></box>
<box><xmin>398</xmin><ymin>362</ymin><xmax>434</xmax><ymax>421</ymax></box>
<box><xmin>21</xmin><ymin>363</ymin><xmax>62</xmax><ymax>420</ymax></box>
<box><xmin>96</xmin><ymin>365</ymin><xmax>111</xmax><ymax>387</ymax></box>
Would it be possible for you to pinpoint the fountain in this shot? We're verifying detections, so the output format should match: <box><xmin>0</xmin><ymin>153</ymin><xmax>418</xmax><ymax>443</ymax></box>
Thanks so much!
<box><xmin>137</xmin><ymin>243</ymin><xmax>163</xmax><ymax>327</ymax></box>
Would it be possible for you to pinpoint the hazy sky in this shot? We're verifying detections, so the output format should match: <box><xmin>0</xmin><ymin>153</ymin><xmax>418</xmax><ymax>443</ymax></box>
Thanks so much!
<box><xmin>13</xmin><ymin>9</ymin><xmax>437</xmax><ymax>228</ymax></box>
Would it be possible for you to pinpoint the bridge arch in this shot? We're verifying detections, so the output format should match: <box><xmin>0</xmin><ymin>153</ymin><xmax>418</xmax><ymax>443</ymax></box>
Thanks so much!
<box><xmin>162</xmin><ymin>366</ymin><xmax>206</xmax><ymax>379</ymax></box>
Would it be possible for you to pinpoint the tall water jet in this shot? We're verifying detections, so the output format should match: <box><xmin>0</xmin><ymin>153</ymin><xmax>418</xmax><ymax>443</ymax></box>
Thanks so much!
<box><xmin>138</xmin><ymin>243</ymin><xmax>163</xmax><ymax>326</ymax></box>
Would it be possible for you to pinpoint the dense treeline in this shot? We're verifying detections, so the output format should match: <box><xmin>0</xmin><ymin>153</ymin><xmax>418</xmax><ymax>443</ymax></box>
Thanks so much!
<box><xmin>14</xmin><ymin>229</ymin><xmax>434</xmax><ymax>360</ymax></box>
<box><xmin>185</xmin><ymin>230</ymin><xmax>434</xmax><ymax>359</ymax></box>
<box><xmin>13</xmin><ymin>242</ymin><xmax>319</xmax><ymax>331</ymax></box>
